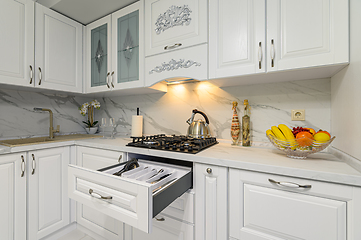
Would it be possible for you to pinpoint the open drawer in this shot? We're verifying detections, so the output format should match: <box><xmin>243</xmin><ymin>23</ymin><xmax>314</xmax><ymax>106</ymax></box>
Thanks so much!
<box><xmin>68</xmin><ymin>157</ymin><xmax>192</xmax><ymax>233</ymax></box>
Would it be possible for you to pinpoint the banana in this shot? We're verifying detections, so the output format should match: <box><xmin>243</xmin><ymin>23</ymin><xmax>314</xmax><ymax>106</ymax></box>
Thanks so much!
<box><xmin>278</xmin><ymin>124</ymin><xmax>297</xmax><ymax>150</ymax></box>
<box><xmin>271</xmin><ymin>126</ymin><xmax>286</xmax><ymax>140</ymax></box>
<box><xmin>266</xmin><ymin>129</ymin><xmax>275</xmax><ymax>137</ymax></box>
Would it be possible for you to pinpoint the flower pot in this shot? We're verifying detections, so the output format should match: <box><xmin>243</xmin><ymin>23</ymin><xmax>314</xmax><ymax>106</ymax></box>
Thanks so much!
<box><xmin>85</xmin><ymin>126</ymin><xmax>98</xmax><ymax>134</ymax></box>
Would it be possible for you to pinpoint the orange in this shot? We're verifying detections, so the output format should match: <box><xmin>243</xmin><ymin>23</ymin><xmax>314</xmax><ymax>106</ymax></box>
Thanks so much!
<box><xmin>296</xmin><ymin>131</ymin><xmax>314</xmax><ymax>147</ymax></box>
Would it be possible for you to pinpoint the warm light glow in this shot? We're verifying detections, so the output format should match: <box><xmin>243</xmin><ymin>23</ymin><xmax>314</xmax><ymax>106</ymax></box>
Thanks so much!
<box><xmin>196</xmin><ymin>81</ymin><xmax>214</xmax><ymax>90</ymax></box>
<box><xmin>171</xmin><ymin>84</ymin><xmax>186</xmax><ymax>92</ymax></box>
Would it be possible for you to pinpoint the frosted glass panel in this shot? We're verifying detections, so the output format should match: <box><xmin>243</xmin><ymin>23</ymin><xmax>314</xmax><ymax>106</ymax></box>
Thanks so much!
<box><xmin>91</xmin><ymin>24</ymin><xmax>108</xmax><ymax>87</ymax></box>
<box><xmin>117</xmin><ymin>10</ymin><xmax>139</xmax><ymax>83</ymax></box>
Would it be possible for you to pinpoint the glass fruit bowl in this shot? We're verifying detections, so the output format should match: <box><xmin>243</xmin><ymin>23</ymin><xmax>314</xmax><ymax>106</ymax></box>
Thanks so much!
<box><xmin>266</xmin><ymin>134</ymin><xmax>336</xmax><ymax>159</ymax></box>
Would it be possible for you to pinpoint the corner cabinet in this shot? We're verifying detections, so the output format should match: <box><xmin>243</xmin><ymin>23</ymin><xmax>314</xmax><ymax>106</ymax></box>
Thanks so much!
<box><xmin>85</xmin><ymin>1</ymin><xmax>144</xmax><ymax>93</ymax></box>
<box><xmin>144</xmin><ymin>0</ymin><xmax>208</xmax><ymax>86</ymax></box>
<box><xmin>194</xmin><ymin>163</ymin><xmax>228</xmax><ymax>240</ymax></box>
<box><xmin>229</xmin><ymin>169</ymin><xmax>361</xmax><ymax>240</ymax></box>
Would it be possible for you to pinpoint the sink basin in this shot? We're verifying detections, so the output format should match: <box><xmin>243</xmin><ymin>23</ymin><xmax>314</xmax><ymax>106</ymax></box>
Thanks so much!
<box><xmin>0</xmin><ymin>134</ymin><xmax>102</xmax><ymax>147</ymax></box>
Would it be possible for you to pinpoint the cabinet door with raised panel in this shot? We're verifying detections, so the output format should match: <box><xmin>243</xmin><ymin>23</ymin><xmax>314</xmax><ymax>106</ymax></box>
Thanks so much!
<box><xmin>28</xmin><ymin>147</ymin><xmax>70</xmax><ymax>240</ymax></box>
<box><xmin>0</xmin><ymin>153</ymin><xmax>26</xmax><ymax>240</ymax></box>
<box><xmin>145</xmin><ymin>0</ymin><xmax>207</xmax><ymax>57</ymax></box>
<box><xmin>76</xmin><ymin>146</ymin><xmax>124</xmax><ymax>240</ymax></box>
<box><xmin>85</xmin><ymin>15</ymin><xmax>112</xmax><ymax>93</ymax></box>
<box><xmin>267</xmin><ymin>0</ymin><xmax>349</xmax><ymax>72</ymax></box>
<box><xmin>209</xmin><ymin>0</ymin><xmax>266</xmax><ymax>79</ymax></box>
<box><xmin>35</xmin><ymin>3</ymin><xmax>82</xmax><ymax>93</ymax></box>
<box><xmin>0</xmin><ymin>0</ymin><xmax>34</xmax><ymax>88</ymax></box>
<box><xmin>194</xmin><ymin>163</ymin><xmax>227</xmax><ymax>240</ymax></box>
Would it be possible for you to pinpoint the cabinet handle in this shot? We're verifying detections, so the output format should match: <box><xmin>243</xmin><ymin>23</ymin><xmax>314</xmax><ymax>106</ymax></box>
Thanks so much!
<box><xmin>29</xmin><ymin>65</ymin><xmax>33</xmax><ymax>84</ymax></box>
<box><xmin>89</xmin><ymin>189</ymin><xmax>112</xmax><ymax>200</ymax></box>
<box><xmin>156</xmin><ymin>217</ymin><xmax>165</xmax><ymax>221</ymax></box>
<box><xmin>21</xmin><ymin>155</ymin><xmax>25</xmax><ymax>177</ymax></box>
<box><xmin>31</xmin><ymin>154</ymin><xmax>36</xmax><ymax>175</ymax></box>
<box><xmin>106</xmin><ymin>72</ymin><xmax>110</xmax><ymax>88</ymax></box>
<box><xmin>268</xmin><ymin>179</ymin><xmax>311</xmax><ymax>189</ymax></box>
<box><xmin>206</xmin><ymin>168</ymin><xmax>212</xmax><ymax>174</ymax></box>
<box><xmin>111</xmin><ymin>71</ymin><xmax>115</xmax><ymax>88</ymax></box>
<box><xmin>258</xmin><ymin>42</ymin><xmax>262</xmax><ymax>69</ymax></box>
<box><xmin>118</xmin><ymin>155</ymin><xmax>122</xmax><ymax>163</ymax></box>
<box><xmin>270</xmin><ymin>39</ymin><xmax>275</xmax><ymax>67</ymax></box>
<box><xmin>164</xmin><ymin>43</ymin><xmax>182</xmax><ymax>50</ymax></box>
<box><xmin>38</xmin><ymin>67</ymin><xmax>42</xmax><ymax>85</ymax></box>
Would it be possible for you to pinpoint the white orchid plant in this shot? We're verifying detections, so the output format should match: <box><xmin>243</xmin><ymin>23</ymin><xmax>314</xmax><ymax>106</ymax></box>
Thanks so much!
<box><xmin>79</xmin><ymin>99</ymin><xmax>101</xmax><ymax>128</ymax></box>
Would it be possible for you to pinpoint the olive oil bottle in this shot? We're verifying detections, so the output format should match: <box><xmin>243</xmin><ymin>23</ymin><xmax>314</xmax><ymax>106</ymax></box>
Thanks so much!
<box><xmin>242</xmin><ymin>99</ymin><xmax>250</xmax><ymax>146</ymax></box>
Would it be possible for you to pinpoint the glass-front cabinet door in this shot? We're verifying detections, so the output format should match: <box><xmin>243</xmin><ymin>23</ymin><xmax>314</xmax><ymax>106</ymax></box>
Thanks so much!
<box><xmin>86</xmin><ymin>15</ymin><xmax>112</xmax><ymax>93</ymax></box>
<box><xmin>112</xmin><ymin>0</ymin><xmax>144</xmax><ymax>90</ymax></box>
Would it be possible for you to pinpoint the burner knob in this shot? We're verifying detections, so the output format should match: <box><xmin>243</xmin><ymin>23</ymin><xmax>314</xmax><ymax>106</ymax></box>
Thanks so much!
<box><xmin>180</xmin><ymin>144</ymin><xmax>184</xmax><ymax>151</ymax></box>
<box><xmin>172</xmin><ymin>144</ymin><xmax>177</xmax><ymax>150</ymax></box>
<box><xmin>165</xmin><ymin>142</ymin><xmax>170</xmax><ymax>149</ymax></box>
<box><xmin>188</xmin><ymin>145</ymin><xmax>193</xmax><ymax>151</ymax></box>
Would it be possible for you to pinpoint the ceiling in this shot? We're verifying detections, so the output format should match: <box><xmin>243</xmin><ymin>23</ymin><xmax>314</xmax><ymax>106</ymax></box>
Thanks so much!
<box><xmin>36</xmin><ymin>0</ymin><xmax>138</xmax><ymax>25</ymax></box>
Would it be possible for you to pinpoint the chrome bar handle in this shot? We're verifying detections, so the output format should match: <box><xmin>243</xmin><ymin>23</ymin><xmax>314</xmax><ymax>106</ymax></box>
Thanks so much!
<box><xmin>31</xmin><ymin>154</ymin><xmax>36</xmax><ymax>175</ymax></box>
<box><xmin>21</xmin><ymin>155</ymin><xmax>25</xmax><ymax>177</ymax></box>
<box><xmin>118</xmin><ymin>155</ymin><xmax>122</xmax><ymax>163</ymax></box>
<box><xmin>270</xmin><ymin>39</ymin><xmax>275</xmax><ymax>67</ymax></box>
<box><xmin>38</xmin><ymin>67</ymin><xmax>42</xmax><ymax>85</ymax></box>
<box><xmin>89</xmin><ymin>189</ymin><xmax>112</xmax><ymax>200</ymax></box>
<box><xmin>111</xmin><ymin>71</ymin><xmax>115</xmax><ymax>88</ymax></box>
<box><xmin>258</xmin><ymin>42</ymin><xmax>262</xmax><ymax>69</ymax></box>
<box><xmin>268</xmin><ymin>179</ymin><xmax>311</xmax><ymax>189</ymax></box>
<box><xmin>29</xmin><ymin>65</ymin><xmax>33</xmax><ymax>84</ymax></box>
<box><xmin>164</xmin><ymin>43</ymin><xmax>182</xmax><ymax>50</ymax></box>
<box><xmin>106</xmin><ymin>72</ymin><xmax>110</xmax><ymax>88</ymax></box>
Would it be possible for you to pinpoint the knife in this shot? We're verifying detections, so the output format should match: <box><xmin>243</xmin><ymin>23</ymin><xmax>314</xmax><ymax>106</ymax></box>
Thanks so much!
<box><xmin>152</xmin><ymin>178</ymin><xmax>177</xmax><ymax>193</ymax></box>
<box><xmin>151</xmin><ymin>173</ymin><xmax>172</xmax><ymax>184</ymax></box>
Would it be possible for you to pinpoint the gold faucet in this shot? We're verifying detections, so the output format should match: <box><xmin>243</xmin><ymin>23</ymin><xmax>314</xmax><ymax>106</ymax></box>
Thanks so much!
<box><xmin>33</xmin><ymin>108</ymin><xmax>60</xmax><ymax>139</ymax></box>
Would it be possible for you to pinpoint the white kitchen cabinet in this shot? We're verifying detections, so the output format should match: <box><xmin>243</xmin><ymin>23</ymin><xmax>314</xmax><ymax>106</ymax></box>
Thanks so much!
<box><xmin>28</xmin><ymin>147</ymin><xmax>71</xmax><ymax>240</ymax></box>
<box><xmin>194</xmin><ymin>163</ymin><xmax>228</xmax><ymax>240</ymax></box>
<box><xmin>0</xmin><ymin>153</ymin><xmax>26</xmax><ymax>240</ymax></box>
<box><xmin>35</xmin><ymin>3</ymin><xmax>83</xmax><ymax>93</ymax></box>
<box><xmin>229</xmin><ymin>169</ymin><xmax>361</xmax><ymax>240</ymax></box>
<box><xmin>144</xmin><ymin>0</ymin><xmax>207</xmax><ymax>57</ymax></box>
<box><xmin>76</xmin><ymin>146</ymin><xmax>125</xmax><ymax>240</ymax></box>
<box><xmin>0</xmin><ymin>0</ymin><xmax>34</xmax><ymax>88</ymax></box>
<box><xmin>85</xmin><ymin>1</ymin><xmax>144</xmax><ymax>93</ymax></box>
<box><xmin>267</xmin><ymin>0</ymin><xmax>349</xmax><ymax>72</ymax></box>
<box><xmin>209</xmin><ymin>0</ymin><xmax>266</xmax><ymax>79</ymax></box>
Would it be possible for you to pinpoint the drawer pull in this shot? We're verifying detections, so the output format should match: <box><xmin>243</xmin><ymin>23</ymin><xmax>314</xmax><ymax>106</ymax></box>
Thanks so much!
<box><xmin>118</xmin><ymin>155</ymin><xmax>122</xmax><ymax>163</ymax></box>
<box><xmin>31</xmin><ymin>154</ymin><xmax>36</xmax><ymax>175</ymax></box>
<box><xmin>268</xmin><ymin>179</ymin><xmax>311</xmax><ymax>189</ymax></box>
<box><xmin>29</xmin><ymin>65</ymin><xmax>33</xmax><ymax>84</ymax></box>
<box><xmin>270</xmin><ymin>39</ymin><xmax>275</xmax><ymax>67</ymax></box>
<box><xmin>21</xmin><ymin>155</ymin><xmax>25</xmax><ymax>177</ymax></box>
<box><xmin>38</xmin><ymin>67</ymin><xmax>42</xmax><ymax>85</ymax></box>
<box><xmin>258</xmin><ymin>42</ymin><xmax>262</xmax><ymax>69</ymax></box>
<box><xmin>156</xmin><ymin>217</ymin><xmax>165</xmax><ymax>221</ymax></box>
<box><xmin>206</xmin><ymin>168</ymin><xmax>212</xmax><ymax>174</ymax></box>
<box><xmin>89</xmin><ymin>189</ymin><xmax>112</xmax><ymax>200</ymax></box>
<box><xmin>164</xmin><ymin>43</ymin><xmax>182</xmax><ymax>50</ymax></box>
<box><xmin>106</xmin><ymin>72</ymin><xmax>110</xmax><ymax>88</ymax></box>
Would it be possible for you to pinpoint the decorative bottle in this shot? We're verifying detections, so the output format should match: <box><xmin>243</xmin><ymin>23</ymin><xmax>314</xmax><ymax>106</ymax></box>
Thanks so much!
<box><xmin>231</xmin><ymin>101</ymin><xmax>240</xmax><ymax>145</ymax></box>
<box><xmin>242</xmin><ymin>99</ymin><xmax>251</xmax><ymax>146</ymax></box>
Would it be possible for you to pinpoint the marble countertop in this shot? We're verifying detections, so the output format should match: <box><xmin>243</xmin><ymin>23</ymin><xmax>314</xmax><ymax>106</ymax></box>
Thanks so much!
<box><xmin>3</xmin><ymin>136</ymin><xmax>361</xmax><ymax>187</ymax></box>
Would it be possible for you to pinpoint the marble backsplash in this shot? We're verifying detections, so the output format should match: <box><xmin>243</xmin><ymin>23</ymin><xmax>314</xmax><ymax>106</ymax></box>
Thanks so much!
<box><xmin>0</xmin><ymin>78</ymin><xmax>331</xmax><ymax>143</ymax></box>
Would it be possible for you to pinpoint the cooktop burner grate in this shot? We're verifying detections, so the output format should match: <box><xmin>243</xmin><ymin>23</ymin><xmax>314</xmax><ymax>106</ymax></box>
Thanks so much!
<box><xmin>126</xmin><ymin>134</ymin><xmax>218</xmax><ymax>154</ymax></box>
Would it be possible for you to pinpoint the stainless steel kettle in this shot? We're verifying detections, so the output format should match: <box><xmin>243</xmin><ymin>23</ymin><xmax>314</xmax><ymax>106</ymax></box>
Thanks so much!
<box><xmin>186</xmin><ymin>109</ymin><xmax>211</xmax><ymax>138</ymax></box>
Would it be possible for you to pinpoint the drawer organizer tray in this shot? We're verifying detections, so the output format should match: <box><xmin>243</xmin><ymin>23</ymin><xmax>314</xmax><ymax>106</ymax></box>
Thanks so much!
<box><xmin>68</xmin><ymin>157</ymin><xmax>192</xmax><ymax>233</ymax></box>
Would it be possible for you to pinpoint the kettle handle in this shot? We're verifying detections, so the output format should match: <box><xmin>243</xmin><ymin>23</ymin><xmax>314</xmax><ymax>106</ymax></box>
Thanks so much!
<box><xmin>192</xmin><ymin>109</ymin><xmax>210</xmax><ymax>125</ymax></box>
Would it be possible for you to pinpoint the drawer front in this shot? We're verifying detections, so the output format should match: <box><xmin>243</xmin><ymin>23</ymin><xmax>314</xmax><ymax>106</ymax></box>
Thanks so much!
<box><xmin>69</xmin><ymin>160</ymin><xmax>192</xmax><ymax>233</ymax></box>
<box><xmin>161</xmin><ymin>191</ymin><xmax>194</xmax><ymax>224</ymax></box>
<box><xmin>145</xmin><ymin>44</ymin><xmax>208</xmax><ymax>86</ymax></box>
<box><xmin>77</xmin><ymin>146</ymin><xmax>124</xmax><ymax>170</ymax></box>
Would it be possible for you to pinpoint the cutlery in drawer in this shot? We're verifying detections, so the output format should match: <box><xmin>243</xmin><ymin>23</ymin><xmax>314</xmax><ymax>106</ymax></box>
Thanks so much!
<box><xmin>113</xmin><ymin>158</ymin><xmax>139</xmax><ymax>176</ymax></box>
<box><xmin>151</xmin><ymin>173</ymin><xmax>172</xmax><ymax>184</ymax></box>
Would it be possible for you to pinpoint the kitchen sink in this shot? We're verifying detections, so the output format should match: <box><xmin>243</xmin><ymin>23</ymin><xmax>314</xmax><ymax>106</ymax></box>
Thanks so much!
<box><xmin>0</xmin><ymin>134</ymin><xmax>102</xmax><ymax>147</ymax></box>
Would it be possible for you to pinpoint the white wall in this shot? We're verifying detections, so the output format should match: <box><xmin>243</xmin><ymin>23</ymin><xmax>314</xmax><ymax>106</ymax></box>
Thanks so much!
<box><xmin>331</xmin><ymin>0</ymin><xmax>361</xmax><ymax>161</ymax></box>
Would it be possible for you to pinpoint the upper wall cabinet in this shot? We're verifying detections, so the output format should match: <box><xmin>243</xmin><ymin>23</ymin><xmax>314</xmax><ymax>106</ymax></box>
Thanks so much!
<box><xmin>85</xmin><ymin>1</ymin><xmax>144</xmax><ymax>93</ymax></box>
<box><xmin>144</xmin><ymin>0</ymin><xmax>207</xmax><ymax>57</ymax></box>
<box><xmin>0</xmin><ymin>1</ymin><xmax>83</xmax><ymax>93</ymax></box>
<box><xmin>35</xmin><ymin>3</ymin><xmax>83</xmax><ymax>93</ymax></box>
<box><xmin>209</xmin><ymin>0</ymin><xmax>266</xmax><ymax>79</ymax></box>
<box><xmin>144</xmin><ymin>0</ymin><xmax>208</xmax><ymax>86</ymax></box>
<box><xmin>0</xmin><ymin>0</ymin><xmax>34</xmax><ymax>88</ymax></box>
<box><xmin>267</xmin><ymin>0</ymin><xmax>349</xmax><ymax>72</ymax></box>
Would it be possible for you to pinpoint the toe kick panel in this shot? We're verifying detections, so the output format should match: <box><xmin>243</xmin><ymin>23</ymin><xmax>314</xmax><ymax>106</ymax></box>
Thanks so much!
<box><xmin>68</xmin><ymin>159</ymin><xmax>192</xmax><ymax>233</ymax></box>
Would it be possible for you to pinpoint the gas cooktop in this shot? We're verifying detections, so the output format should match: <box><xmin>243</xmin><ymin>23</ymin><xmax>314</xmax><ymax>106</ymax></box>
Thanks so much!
<box><xmin>127</xmin><ymin>134</ymin><xmax>218</xmax><ymax>154</ymax></box>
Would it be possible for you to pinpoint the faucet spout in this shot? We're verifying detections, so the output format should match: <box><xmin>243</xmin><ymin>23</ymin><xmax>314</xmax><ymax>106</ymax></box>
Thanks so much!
<box><xmin>33</xmin><ymin>108</ymin><xmax>60</xmax><ymax>139</ymax></box>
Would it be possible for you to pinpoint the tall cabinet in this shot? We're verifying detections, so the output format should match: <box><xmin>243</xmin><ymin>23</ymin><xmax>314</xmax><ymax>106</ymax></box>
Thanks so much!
<box><xmin>85</xmin><ymin>1</ymin><xmax>144</xmax><ymax>93</ymax></box>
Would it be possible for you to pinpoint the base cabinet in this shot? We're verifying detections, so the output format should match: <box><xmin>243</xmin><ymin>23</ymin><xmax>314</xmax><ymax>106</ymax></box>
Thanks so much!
<box><xmin>194</xmin><ymin>163</ymin><xmax>227</xmax><ymax>240</ymax></box>
<box><xmin>229</xmin><ymin>169</ymin><xmax>361</xmax><ymax>240</ymax></box>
